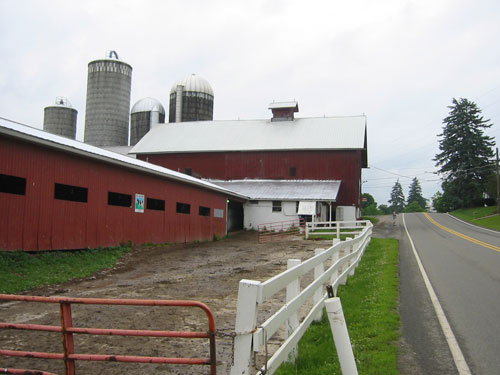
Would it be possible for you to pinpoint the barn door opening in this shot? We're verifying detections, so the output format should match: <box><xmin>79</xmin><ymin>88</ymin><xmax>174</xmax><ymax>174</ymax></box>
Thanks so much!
<box><xmin>227</xmin><ymin>200</ymin><xmax>244</xmax><ymax>231</ymax></box>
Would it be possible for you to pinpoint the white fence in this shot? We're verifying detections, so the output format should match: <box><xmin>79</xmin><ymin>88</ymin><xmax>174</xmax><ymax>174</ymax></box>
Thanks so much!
<box><xmin>230</xmin><ymin>220</ymin><xmax>373</xmax><ymax>375</ymax></box>
<box><xmin>305</xmin><ymin>220</ymin><xmax>371</xmax><ymax>239</ymax></box>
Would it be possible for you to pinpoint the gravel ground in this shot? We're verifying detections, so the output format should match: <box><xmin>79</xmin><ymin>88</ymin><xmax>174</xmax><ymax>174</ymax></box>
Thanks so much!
<box><xmin>0</xmin><ymin>231</ymin><xmax>332</xmax><ymax>375</ymax></box>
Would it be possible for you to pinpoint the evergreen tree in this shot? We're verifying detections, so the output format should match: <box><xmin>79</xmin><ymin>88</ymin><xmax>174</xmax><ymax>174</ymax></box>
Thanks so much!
<box><xmin>389</xmin><ymin>180</ymin><xmax>405</xmax><ymax>213</ymax></box>
<box><xmin>407</xmin><ymin>177</ymin><xmax>426</xmax><ymax>209</ymax></box>
<box><xmin>434</xmin><ymin>98</ymin><xmax>495</xmax><ymax>208</ymax></box>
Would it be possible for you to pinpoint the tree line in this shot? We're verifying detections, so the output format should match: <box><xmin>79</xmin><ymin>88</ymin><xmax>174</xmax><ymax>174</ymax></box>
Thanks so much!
<box><xmin>362</xmin><ymin>177</ymin><xmax>427</xmax><ymax>215</ymax></box>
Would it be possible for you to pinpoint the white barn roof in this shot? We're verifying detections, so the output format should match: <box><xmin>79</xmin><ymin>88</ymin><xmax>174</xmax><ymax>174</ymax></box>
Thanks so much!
<box><xmin>0</xmin><ymin>117</ymin><xmax>248</xmax><ymax>200</ymax></box>
<box><xmin>209</xmin><ymin>179</ymin><xmax>341</xmax><ymax>201</ymax></box>
<box><xmin>130</xmin><ymin>115</ymin><xmax>367</xmax><ymax>155</ymax></box>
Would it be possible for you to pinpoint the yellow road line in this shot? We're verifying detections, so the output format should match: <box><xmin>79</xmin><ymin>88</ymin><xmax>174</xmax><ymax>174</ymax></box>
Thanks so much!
<box><xmin>424</xmin><ymin>213</ymin><xmax>500</xmax><ymax>253</ymax></box>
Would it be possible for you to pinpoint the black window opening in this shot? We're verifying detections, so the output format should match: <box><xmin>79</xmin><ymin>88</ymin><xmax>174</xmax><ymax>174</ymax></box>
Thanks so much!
<box><xmin>289</xmin><ymin>166</ymin><xmax>296</xmax><ymax>177</ymax></box>
<box><xmin>176</xmin><ymin>202</ymin><xmax>191</xmax><ymax>214</ymax></box>
<box><xmin>147</xmin><ymin>197</ymin><xmax>165</xmax><ymax>211</ymax></box>
<box><xmin>184</xmin><ymin>168</ymin><xmax>192</xmax><ymax>176</ymax></box>
<box><xmin>0</xmin><ymin>173</ymin><xmax>26</xmax><ymax>196</ymax></box>
<box><xmin>199</xmin><ymin>206</ymin><xmax>210</xmax><ymax>217</ymax></box>
<box><xmin>272</xmin><ymin>201</ymin><xmax>282</xmax><ymax>212</ymax></box>
<box><xmin>108</xmin><ymin>191</ymin><xmax>132</xmax><ymax>207</ymax></box>
<box><xmin>249</xmin><ymin>200</ymin><xmax>259</xmax><ymax>204</ymax></box>
<box><xmin>54</xmin><ymin>183</ymin><xmax>88</xmax><ymax>203</ymax></box>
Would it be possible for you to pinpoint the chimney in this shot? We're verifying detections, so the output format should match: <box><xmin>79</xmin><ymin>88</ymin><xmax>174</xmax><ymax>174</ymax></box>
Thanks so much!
<box><xmin>269</xmin><ymin>101</ymin><xmax>299</xmax><ymax>122</ymax></box>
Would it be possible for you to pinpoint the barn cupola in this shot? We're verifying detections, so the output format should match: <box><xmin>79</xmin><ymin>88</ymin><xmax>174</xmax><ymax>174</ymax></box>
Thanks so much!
<box><xmin>268</xmin><ymin>101</ymin><xmax>299</xmax><ymax>122</ymax></box>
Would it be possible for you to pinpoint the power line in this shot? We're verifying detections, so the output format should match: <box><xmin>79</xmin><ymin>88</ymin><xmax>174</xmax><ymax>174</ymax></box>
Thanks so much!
<box><xmin>474</xmin><ymin>83</ymin><xmax>500</xmax><ymax>101</ymax></box>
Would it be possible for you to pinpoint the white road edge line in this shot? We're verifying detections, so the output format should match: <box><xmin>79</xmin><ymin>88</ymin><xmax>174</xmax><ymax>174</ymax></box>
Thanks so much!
<box><xmin>402</xmin><ymin>213</ymin><xmax>472</xmax><ymax>375</ymax></box>
<box><xmin>446</xmin><ymin>213</ymin><xmax>500</xmax><ymax>234</ymax></box>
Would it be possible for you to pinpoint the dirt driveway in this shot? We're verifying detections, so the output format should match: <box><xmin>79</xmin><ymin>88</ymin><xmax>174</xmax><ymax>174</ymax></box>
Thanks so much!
<box><xmin>1</xmin><ymin>231</ymin><xmax>332</xmax><ymax>375</ymax></box>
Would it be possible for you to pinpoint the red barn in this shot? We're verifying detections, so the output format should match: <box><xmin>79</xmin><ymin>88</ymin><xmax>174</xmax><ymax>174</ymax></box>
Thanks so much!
<box><xmin>130</xmin><ymin>104</ymin><xmax>367</xmax><ymax>223</ymax></box>
<box><xmin>0</xmin><ymin>118</ymin><xmax>246</xmax><ymax>251</ymax></box>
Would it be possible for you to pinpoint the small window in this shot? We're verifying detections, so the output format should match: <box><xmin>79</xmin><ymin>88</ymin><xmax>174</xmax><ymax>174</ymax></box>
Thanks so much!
<box><xmin>249</xmin><ymin>200</ymin><xmax>259</xmax><ymax>204</ymax></box>
<box><xmin>108</xmin><ymin>191</ymin><xmax>132</xmax><ymax>207</ymax></box>
<box><xmin>147</xmin><ymin>197</ymin><xmax>165</xmax><ymax>211</ymax></box>
<box><xmin>272</xmin><ymin>201</ymin><xmax>282</xmax><ymax>212</ymax></box>
<box><xmin>184</xmin><ymin>168</ymin><xmax>192</xmax><ymax>176</ymax></box>
<box><xmin>54</xmin><ymin>183</ymin><xmax>88</xmax><ymax>203</ymax></box>
<box><xmin>289</xmin><ymin>166</ymin><xmax>296</xmax><ymax>177</ymax></box>
<box><xmin>199</xmin><ymin>206</ymin><xmax>210</xmax><ymax>217</ymax></box>
<box><xmin>0</xmin><ymin>173</ymin><xmax>26</xmax><ymax>196</ymax></box>
<box><xmin>176</xmin><ymin>202</ymin><xmax>191</xmax><ymax>214</ymax></box>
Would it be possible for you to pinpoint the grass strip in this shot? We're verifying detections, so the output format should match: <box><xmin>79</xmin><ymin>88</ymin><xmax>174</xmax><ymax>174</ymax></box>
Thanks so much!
<box><xmin>276</xmin><ymin>237</ymin><xmax>399</xmax><ymax>375</ymax></box>
<box><xmin>0</xmin><ymin>246</ymin><xmax>131</xmax><ymax>293</ymax></box>
<box><xmin>450</xmin><ymin>206</ymin><xmax>500</xmax><ymax>231</ymax></box>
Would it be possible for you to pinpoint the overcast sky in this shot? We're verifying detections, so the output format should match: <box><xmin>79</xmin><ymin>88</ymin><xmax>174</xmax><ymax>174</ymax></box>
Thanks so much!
<box><xmin>1</xmin><ymin>0</ymin><xmax>500</xmax><ymax>205</ymax></box>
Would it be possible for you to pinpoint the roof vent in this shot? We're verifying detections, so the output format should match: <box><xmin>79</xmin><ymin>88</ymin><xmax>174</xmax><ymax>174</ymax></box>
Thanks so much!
<box><xmin>268</xmin><ymin>101</ymin><xmax>299</xmax><ymax>122</ymax></box>
<box><xmin>105</xmin><ymin>50</ymin><xmax>120</xmax><ymax>59</ymax></box>
<box><xmin>54</xmin><ymin>96</ymin><xmax>72</xmax><ymax>107</ymax></box>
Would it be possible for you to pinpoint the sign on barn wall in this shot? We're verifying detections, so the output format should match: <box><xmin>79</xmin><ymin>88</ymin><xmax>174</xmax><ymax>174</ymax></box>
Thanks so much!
<box><xmin>297</xmin><ymin>201</ymin><xmax>316</xmax><ymax>215</ymax></box>
<box><xmin>135</xmin><ymin>194</ymin><xmax>145</xmax><ymax>213</ymax></box>
<box><xmin>214</xmin><ymin>208</ymin><xmax>224</xmax><ymax>218</ymax></box>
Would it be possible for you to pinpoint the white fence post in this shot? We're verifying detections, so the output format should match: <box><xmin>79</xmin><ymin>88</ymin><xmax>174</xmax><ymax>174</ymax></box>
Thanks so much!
<box><xmin>331</xmin><ymin>239</ymin><xmax>341</xmax><ymax>295</ymax></box>
<box><xmin>285</xmin><ymin>259</ymin><xmax>301</xmax><ymax>363</ymax></box>
<box><xmin>349</xmin><ymin>239</ymin><xmax>356</xmax><ymax>276</ymax></box>
<box><xmin>325</xmin><ymin>297</ymin><xmax>358</xmax><ymax>375</ymax></box>
<box><xmin>314</xmin><ymin>248</ymin><xmax>325</xmax><ymax>322</ymax></box>
<box><xmin>339</xmin><ymin>239</ymin><xmax>352</xmax><ymax>286</ymax></box>
<box><xmin>231</xmin><ymin>279</ymin><xmax>260</xmax><ymax>375</ymax></box>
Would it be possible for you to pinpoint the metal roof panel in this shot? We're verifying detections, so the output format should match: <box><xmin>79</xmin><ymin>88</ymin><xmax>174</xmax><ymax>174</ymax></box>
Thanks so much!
<box><xmin>0</xmin><ymin>117</ymin><xmax>248</xmax><ymax>200</ymax></box>
<box><xmin>131</xmin><ymin>115</ymin><xmax>366</xmax><ymax>154</ymax></box>
<box><xmin>209</xmin><ymin>179</ymin><xmax>341</xmax><ymax>201</ymax></box>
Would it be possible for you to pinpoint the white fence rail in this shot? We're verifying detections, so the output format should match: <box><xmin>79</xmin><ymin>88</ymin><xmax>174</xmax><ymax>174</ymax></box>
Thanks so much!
<box><xmin>230</xmin><ymin>220</ymin><xmax>373</xmax><ymax>375</ymax></box>
<box><xmin>305</xmin><ymin>220</ymin><xmax>371</xmax><ymax>239</ymax></box>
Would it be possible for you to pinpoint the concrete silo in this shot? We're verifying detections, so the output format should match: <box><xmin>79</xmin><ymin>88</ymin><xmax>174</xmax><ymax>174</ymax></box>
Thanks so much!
<box><xmin>84</xmin><ymin>51</ymin><xmax>132</xmax><ymax>147</ymax></box>
<box><xmin>43</xmin><ymin>97</ymin><xmax>77</xmax><ymax>139</ymax></box>
<box><xmin>169</xmin><ymin>74</ymin><xmax>214</xmax><ymax>122</ymax></box>
<box><xmin>130</xmin><ymin>97</ymin><xmax>165</xmax><ymax>145</ymax></box>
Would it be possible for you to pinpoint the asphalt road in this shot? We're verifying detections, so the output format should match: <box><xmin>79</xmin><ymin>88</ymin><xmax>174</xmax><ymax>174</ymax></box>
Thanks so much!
<box><xmin>400</xmin><ymin>213</ymin><xmax>500</xmax><ymax>375</ymax></box>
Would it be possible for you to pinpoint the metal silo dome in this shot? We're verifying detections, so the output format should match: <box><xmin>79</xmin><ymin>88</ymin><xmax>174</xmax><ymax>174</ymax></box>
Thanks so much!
<box><xmin>130</xmin><ymin>97</ymin><xmax>165</xmax><ymax>146</ymax></box>
<box><xmin>169</xmin><ymin>74</ymin><xmax>214</xmax><ymax>96</ymax></box>
<box><xmin>131</xmin><ymin>97</ymin><xmax>166</xmax><ymax>115</ymax></box>
<box><xmin>169</xmin><ymin>74</ymin><xmax>214</xmax><ymax>123</ymax></box>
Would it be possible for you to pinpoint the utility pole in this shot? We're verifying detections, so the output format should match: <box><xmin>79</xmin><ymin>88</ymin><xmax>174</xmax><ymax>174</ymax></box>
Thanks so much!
<box><xmin>497</xmin><ymin>148</ymin><xmax>500</xmax><ymax>213</ymax></box>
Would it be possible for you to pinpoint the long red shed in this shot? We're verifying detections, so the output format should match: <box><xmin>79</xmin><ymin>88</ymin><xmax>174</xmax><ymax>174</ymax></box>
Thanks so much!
<box><xmin>0</xmin><ymin>118</ymin><xmax>246</xmax><ymax>251</ymax></box>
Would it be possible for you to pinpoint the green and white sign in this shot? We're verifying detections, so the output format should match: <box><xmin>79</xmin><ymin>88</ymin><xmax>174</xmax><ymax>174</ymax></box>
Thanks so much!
<box><xmin>135</xmin><ymin>194</ymin><xmax>145</xmax><ymax>213</ymax></box>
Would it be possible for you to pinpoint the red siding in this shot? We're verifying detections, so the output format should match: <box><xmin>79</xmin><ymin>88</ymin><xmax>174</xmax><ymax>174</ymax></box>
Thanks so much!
<box><xmin>0</xmin><ymin>136</ymin><xmax>228</xmax><ymax>251</ymax></box>
<box><xmin>139</xmin><ymin>150</ymin><xmax>362</xmax><ymax>207</ymax></box>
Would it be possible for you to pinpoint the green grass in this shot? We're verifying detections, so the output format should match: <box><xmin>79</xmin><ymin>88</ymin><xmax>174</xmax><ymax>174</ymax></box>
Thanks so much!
<box><xmin>362</xmin><ymin>216</ymin><xmax>380</xmax><ymax>225</ymax></box>
<box><xmin>276</xmin><ymin>238</ymin><xmax>400</xmax><ymax>375</ymax></box>
<box><xmin>451</xmin><ymin>206</ymin><xmax>500</xmax><ymax>231</ymax></box>
<box><xmin>0</xmin><ymin>246</ymin><xmax>131</xmax><ymax>294</ymax></box>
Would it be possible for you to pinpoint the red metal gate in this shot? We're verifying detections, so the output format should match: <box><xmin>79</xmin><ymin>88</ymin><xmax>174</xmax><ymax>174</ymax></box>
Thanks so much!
<box><xmin>0</xmin><ymin>294</ymin><xmax>217</xmax><ymax>375</ymax></box>
<box><xmin>257</xmin><ymin>218</ymin><xmax>305</xmax><ymax>243</ymax></box>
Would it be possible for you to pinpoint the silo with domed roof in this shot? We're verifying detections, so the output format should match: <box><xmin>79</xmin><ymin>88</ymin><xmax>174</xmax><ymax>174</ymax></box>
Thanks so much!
<box><xmin>130</xmin><ymin>97</ymin><xmax>165</xmax><ymax>145</ymax></box>
<box><xmin>169</xmin><ymin>74</ymin><xmax>214</xmax><ymax>123</ymax></box>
